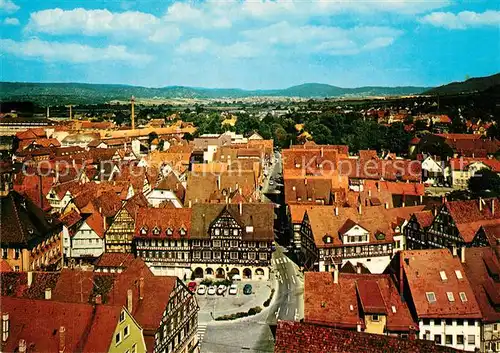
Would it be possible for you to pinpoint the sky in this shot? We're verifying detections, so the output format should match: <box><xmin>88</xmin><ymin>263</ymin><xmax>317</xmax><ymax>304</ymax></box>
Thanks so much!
<box><xmin>0</xmin><ymin>0</ymin><xmax>499</xmax><ymax>89</ymax></box>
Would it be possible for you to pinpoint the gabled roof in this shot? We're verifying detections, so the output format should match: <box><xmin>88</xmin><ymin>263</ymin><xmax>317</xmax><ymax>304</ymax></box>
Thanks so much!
<box><xmin>190</xmin><ymin>203</ymin><xmax>274</xmax><ymax>241</ymax></box>
<box><xmin>412</xmin><ymin>210</ymin><xmax>434</xmax><ymax>229</ymax></box>
<box><xmin>135</xmin><ymin>207</ymin><xmax>192</xmax><ymax>239</ymax></box>
<box><xmin>400</xmin><ymin>249</ymin><xmax>482</xmax><ymax>319</ymax></box>
<box><xmin>94</xmin><ymin>253</ymin><xmax>136</xmax><ymax>269</ymax></box>
<box><xmin>1</xmin><ymin>296</ymin><xmax>123</xmax><ymax>353</ymax></box>
<box><xmin>462</xmin><ymin>247</ymin><xmax>500</xmax><ymax>324</ymax></box>
<box><xmin>0</xmin><ymin>191</ymin><xmax>61</xmax><ymax>248</ymax></box>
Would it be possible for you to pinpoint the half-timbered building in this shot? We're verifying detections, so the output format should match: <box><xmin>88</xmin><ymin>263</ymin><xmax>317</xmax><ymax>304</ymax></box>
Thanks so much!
<box><xmin>105</xmin><ymin>193</ymin><xmax>148</xmax><ymax>253</ymax></box>
<box><xmin>190</xmin><ymin>203</ymin><xmax>274</xmax><ymax>280</ymax></box>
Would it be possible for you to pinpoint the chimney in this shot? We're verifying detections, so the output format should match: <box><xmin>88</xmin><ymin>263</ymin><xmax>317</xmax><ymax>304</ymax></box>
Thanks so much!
<box><xmin>217</xmin><ymin>175</ymin><xmax>221</xmax><ymax>190</ymax></box>
<box><xmin>356</xmin><ymin>263</ymin><xmax>362</xmax><ymax>274</ymax></box>
<box><xmin>333</xmin><ymin>268</ymin><xmax>339</xmax><ymax>284</ymax></box>
<box><xmin>45</xmin><ymin>288</ymin><xmax>52</xmax><ymax>300</ymax></box>
<box><xmin>59</xmin><ymin>326</ymin><xmax>66</xmax><ymax>353</ymax></box>
<box><xmin>358</xmin><ymin>204</ymin><xmax>362</xmax><ymax>215</ymax></box>
<box><xmin>452</xmin><ymin>246</ymin><xmax>457</xmax><ymax>257</ymax></box>
<box><xmin>334</xmin><ymin>207</ymin><xmax>339</xmax><ymax>216</ymax></box>
<box><xmin>460</xmin><ymin>247</ymin><xmax>466</xmax><ymax>264</ymax></box>
<box><xmin>239</xmin><ymin>201</ymin><xmax>243</xmax><ymax>215</ymax></box>
<box><xmin>320</xmin><ymin>147</ymin><xmax>324</xmax><ymax>157</ymax></box>
<box><xmin>492</xmin><ymin>199</ymin><xmax>495</xmax><ymax>215</ymax></box>
<box><xmin>356</xmin><ymin>323</ymin><xmax>362</xmax><ymax>332</ymax></box>
<box><xmin>419</xmin><ymin>195</ymin><xmax>423</xmax><ymax>204</ymax></box>
<box><xmin>479</xmin><ymin>197</ymin><xmax>483</xmax><ymax>212</ymax></box>
<box><xmin>27</xmin><ymin>272</ymin><xmax>33</xmax><ymax>287</ymax></box>
<box><xmin>139</xmin><ymin>277</ymin><xmax>144</xmax><ymax>300</ymax></box>
<box><xmin>188</xmin><ymin>200</ymin><xmax>192</xmax><ymax>208</ymax></box>
<box><xmin>131</xmin><ymin>96</ymin><xmax>135</xmax><ymax>130</ymax></box>
<box><xmin>18</xmin><ymin>339</ymin><xmax>26</xmax><ymax>353</ymax></box>
<box><xmin>95</xmin><ymin>294</ymin><xmax>102</xmax><ymax>305</ymax></box>
<box><xmin>368</xmin><ymin>189</ymin><xmax>371</xmax><ymax>197</ymax></box>
<box><xmin>127</xmin><ymin>289</ymin><xmax>133</xmax><ymax>313</ymax></box>
<box><xmin>304</xmin><ymin>178</ymin><xmax>307</xmax><ymax>185</ymax></box>
<box><xmin>377</xmin><ymin>182</ymin><xmax>380</xmax><ymax>192</ymax></box>
<box><xmin>385</xmin><ymin>202</ymin><xmax>389</xmax><ymax>209</ymax></box>
<box><xmin>2</xmin><ymin>313</ymin><xmax>9</xmax><ymax>342</ymax></box>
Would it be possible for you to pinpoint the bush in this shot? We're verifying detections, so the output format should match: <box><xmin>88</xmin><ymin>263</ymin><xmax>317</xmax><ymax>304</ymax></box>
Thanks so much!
<box><xmin>215</xmin><ymin>306</ymin><xmax>262</xmax><ymax>321</ymax></box>
<box><xmin>200</xmin><ymin>278</ymin><xmax>213</xmax><ymax>286</ymax></box>
<box><xmin>213</xmin><ymin>279</ymin><xmax>232</xmax><ymax>287</ymax></box>
<box><xmin>248</xmin><ymin>306</ymin><xmax>262</xmax><ymax>315</ymax></box>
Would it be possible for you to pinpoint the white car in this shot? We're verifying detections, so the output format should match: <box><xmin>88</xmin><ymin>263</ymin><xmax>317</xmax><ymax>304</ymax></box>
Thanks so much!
<box><xmin>269</xmin><ymin>180</ymin><xmax>274</xmax><ymax>185</ymax></box>
<box><xmin>197</xmin><ymin>285</ymin><xmax>207</xmax><ymax>295</ymax></box>
<box><xmin>207</xmin><ymin>285</ymin><xmax>217</xmax><ymax>295</ymax></box>
<box><xmin>216</xmin><ymin>285</ymin><xmax>227</xmax><ymax>295</ymax></box>
<box><xmin>229</xmin><ymin>284</ymin><xmax>238</xmax><ymax>295</ymax></box>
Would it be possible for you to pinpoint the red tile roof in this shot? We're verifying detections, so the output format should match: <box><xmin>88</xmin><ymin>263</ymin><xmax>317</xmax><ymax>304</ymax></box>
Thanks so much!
<box><xmin>462</xmin><ymin>247</ymin><xmax>500</xmax><ymax>324</ymax></box>
<box><xmin>305</xmin><ymin>272</ymin><xmax>415</xmax><ymax>332</ymax></box>
<box><xmin>274</xmin><ymin>321</ymin><xmax>462</xmax><ymax>353</ymax></box>
<box><xmin>135</xmin><ymin>207</ymin><xmax>192</xmax><ymax>239</ymax></box>
<box><xmin>1</xmin><ymin>296</ymin><xmax>123</xmax><ymax>353</ymax></box>
<box><xmin>449</xmin><ymin>157</ymin><xmax>500</xmax><ymax>172</ymax></box>
<box><xmin>413</xmin><ymin>210</ymin><xmax>434</xmax><ymax>228</ymax></box>
<box><xmin>94</xmin><ymin>253</ymin><xmax>136</xmax><ymax>269</ymax></box>
<box><xmin>0</xmin><ymin>260</ymin><xmax>12</xmax><ymax>272</ymax></box>
<box><xmin>400</xmin><ymin>249</ymin><xmax>482</xmax><ymax>319</ymax></box>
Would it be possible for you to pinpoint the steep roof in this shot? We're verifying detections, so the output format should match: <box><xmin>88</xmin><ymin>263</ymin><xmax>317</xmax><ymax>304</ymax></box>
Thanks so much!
<box><xmin>305</xmin><ymin>272</ymin><xmax>415</xmax><ymax>331</ymax></box>
<box><xmin>274</xmin><ymin>321</ymin><xmax>462</xmax><ymax>353</ymax></box>
<box><xmin>94</xmin><ymin>253</ymin><xmax>136</xmax><ymax>269</ymax></box>
<box><xmin>135</xmin><ymin>207</ymin><xmax>192</xmax><ymax>239</ymax></box>
<box><xmin>0</xmin><ymin>191</ymin><xmax>61</xmax><ymax>248</ymax></box>
<box><xmin>190</xmin><ymin>203</ymin><xmax>274</xmax><ymax>241</ymax></box>
<box><xmin>400</xmin><ymin>249</ymin><xmax>482</xmax><ymax>319</ymax></box>
<box><xmin>1</xmin><ymin>296</ymin><xmax>122</xmax><ymax>353</ymax></box>
<box><xmin>462</xmin><ymin>247</ymin><xmax>500</xmax><ymax>324</ymax></box>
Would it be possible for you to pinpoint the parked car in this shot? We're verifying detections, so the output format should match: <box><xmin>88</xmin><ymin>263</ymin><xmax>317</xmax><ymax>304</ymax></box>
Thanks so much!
<box><xmin>197</xmin><ymin>284</ymin><xmax>207</xmax><ymax>295</ymax></box>
<box><xmin>229</xmin><ymin>284</ymin><xmax>238</xmax><ymax>295</ymax></box>
<box><xmin>243</xmin><ymin>284</ymin><xmax>252</xmax><ymax>295</ymax></box>
<box><xmin>187</xmin><ymin>281</ymin><xmax>197</xmax><ymax>293</ymax></box>
<box><xmin>216</xmin><ymin>285</ymin><xmax>227</xmax><ymax>295</ymax></box>
<box><xmin>269</xmin><ymin>180</ymin><xmax>274</xmax><ymax>185</ymax></box>
<box><xmin>207</xmin><ymin>285</ymin><xmax>217</xmax><ymax>295</ymax></box>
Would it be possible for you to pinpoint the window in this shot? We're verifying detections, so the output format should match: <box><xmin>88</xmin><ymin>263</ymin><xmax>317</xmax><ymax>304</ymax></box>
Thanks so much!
<box><xmin>434</xmin><ymin>335</ymin><xmax>441</xmax><ymax>344</ymax></box>
<box><xmin>459</xmin><ymin>292</ymin><xmax>467</xmax><ymax>302</ymax></box>
<box><xmin>259</xmin><ymin>253</ymin><xmax>267</xmax><ymax>260</ymax></box>
<box><xmin>445</xmin><ymin>335</ymin><xmax>452</xmax><ymax>345</ymax></box>
<box><xmin>153</xmin><ymin>227</ymin><xmax>160</xmax><ymax>235</ymax></box>
<box><xmin>426</xmin><ymin>292</ymin><xmax>436</xmax><ymax>303</ymax></box>
<box><xmin>248</xmin><ymin>252</ymin><xmax>256</xmax><ymax>260</ymax></box>
<box><xmin>455</xmin><ymin>270</ymin><xmax>463</xmax><ymax>279</ymax></box>
<box><xmin>230</xmin><ymin>252</ymin><xmax>238</xmax><ymax>260</ymax></box>
<box><xmin>439</xmin><ymin>270</ymin><xmax>447</xmax><ymax>281</ymax></box>
<box><xmin>131</xmin><ymin>344</ymin><xmax>137</xmax><ymax>353</ymax></box>
<box><xmin>469</xmin><ymin>319</ymin><xmax>476</xmax><ymax>327</ymax></box>
<box><xmin>124</xmin><ymin>325</ymin><xmax>129</xmax><ymax>337</ymax></box>
<box><xmin>232</xmin><ymin>229</ymin><xmax>239</xmax><ymax>236</ymax></box>
<box><xmin>446</xmin><ymin>319</ymin><xmax>453</xmax><ymax>326</ymax></box>
<box><xmin>434</xmin><ymin>319</ymin><xmax>441</xmax><ymax>325</ymax></box>
<box><xmin>2</xmin><ymin>248</ymin><xmax>7</xmax><ymax>259</ymax></box>
<box><xmin>203</xmin><ymin>251</ymin><xmax>210</xmax><ymax>259</ymax></box>
<box><xmin>423</xmin><ymin>319</ymin><xmax>430</xmax><ymax>325</ymax></box>
<box><xmin>203</xmin><ymin>240</ymin><xmax>210</xmax><ymax>247</ymax></box>
<box><xmin>213</xmin><ymin>240</ymin><xmax>221</xmax><ymax>247</ymax></box>
<box><xmin>180</xmin><ymin>228</ymin><xmax>186</xmax><ymax>236</ymax></box>
<box><xmin>193</xmin><ymin>251</ymin><xmax>200</xmax><ymax>259</ymax></box>
<box><xmin>446</xmin><ymin>292</ymin><xmax>455</xmax><ymax>302</ymax></box>
<box><xmin>457</xmin><ymin>335</ymin><xmax>464</xmax><ymax>345</ymax></box>
<box><xmin>120</xmin><ymin>310</ymin><xmax>125</xmax><ymax>322</ymax></box>
<box><xmin>140</xmin><ymin>227</ymin><xmax>147</xmax><ymax>235</ymax></box>
<box><xmin>468</xmin><ymin>335</ymin><xmax>475</xmax><ymax>345</ymax></box>
<box><xmin>167</xmin><ymin>228</ymin><xmax>173</xmax><ymax>236</ymax></box>
<box><xmin>456</xmin><ymin>319</ymin><xmax>463</xmax><ymax>326</ymax></box>
<box><xmin>14</xmin><ymin>266</ymin><xmax>19</xmax><ymax>272</ymax></box>
<box><xmin>193</xmin><ymin>240</ymin><xmax>200</xmax><ymax>247</ymax></box>
<box><xmin>325</xmin><ymin>236</ymin><xmax>332</xmax><ymax>244</ymax></box>
<box><xmin>223</xmin><ymin>229</ymin><xmax>229</xmax><ymax>236</ymax></box>
<box><xmin>213</xmin><ymin>251</ymin><xmax>221</xmax><ymax>259</ymax></box>
<box><xmin>372</xmin><ymin>315</ymin><xmax>379</xmax><ymax>322</ymax></box>
<box><xmin>115</xmin><ymin>332</ymin><xmax>121</xmax><ymax>345</ymax></box>
<box><xmin>230</xmin><ymin>240</ymin><xmax>238</xmax><ymax>247</ymax></box>
<box><xmin>215</xmin><ymin>228</ymin><xmax>220</xmax><ymax>236</ymax></box>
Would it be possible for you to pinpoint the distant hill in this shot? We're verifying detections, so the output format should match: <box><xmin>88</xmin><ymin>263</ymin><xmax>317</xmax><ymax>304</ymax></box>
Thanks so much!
<box><xmin>0</xmin><ymin>81</ymin><xmax>430</xmax><ymax>105</ymax></box>
<box><xmin>425</xmin><ymin>73</ymin><xmax>500</xmax><ymax>95</ymax></box>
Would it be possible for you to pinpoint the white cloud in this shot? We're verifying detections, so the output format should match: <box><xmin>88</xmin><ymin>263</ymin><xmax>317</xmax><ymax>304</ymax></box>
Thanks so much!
<box><xmin>163</xmin><ymin>2</ymin><xmax>232</xmax><ymax>28</ymax></box>
<box><xmin>27</xmin><ymin>8</ymin><xmax>181</xmax><ymax>42</ymax></box>
<box><xmin>0</xmin><ymin>38</ymin><xmax>152</xmax><ymax>63</ymax></box>
<box><xmin>419</xmin><ymin>10</ymin><xmax>500</xmax><ymax>29</ymax></box>
<box><xmin>242</xmin><ymin>22</ymin><xmax>402</xmax><ymax>55</ymax></box>
<box><xmin>0</xmin><ymin>0</ymin><xmax>19</xmax><ymax>13</ymax></box>
<box><xmin>175</xmin><ymin>37</ymin><xmax>212</xmax><ymax>54</ymax></box>
<box><xmin>4</xmin><ymin>17</ymin><xmax>19</xmax><ymax>25</ymax></box>
<box><xmin>218</xmin><ymin>41</ymin><xmax>262</xmax><ymax>58</ymax></box>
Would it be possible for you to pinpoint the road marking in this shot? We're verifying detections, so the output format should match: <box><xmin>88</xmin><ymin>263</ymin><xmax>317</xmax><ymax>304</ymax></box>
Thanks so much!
<box><xmin>291</xmin><ymin>276</ymin><xmax>296</xmax><ymax>284</ymax></box>
<box><xmin>285</xmin><ymin>307</ymin><xmax>289</xmax><ymax>316</ymax></box>
<box><xmin>284</xmin><ymin>273</ymin><xmax>288</xmax><ymax>279</ymax></box>
<box><xmin>294</xmin><ymin>309</ymin><xmax>298</xmax><ymax>321</ymax></box>
<box><xmin>275</xmin><ymin>307</ymin><xmax>281</xmax><ymax>318</ymax></box>
<box><xmin>287</xmin><ymin>283</ymin><xmax>290</xmax><ymax>290</ymax></box>
<box><xmin>198</xmin><ymin>323</ymin><xmax>207</xmax><ymax>343</ymax></box>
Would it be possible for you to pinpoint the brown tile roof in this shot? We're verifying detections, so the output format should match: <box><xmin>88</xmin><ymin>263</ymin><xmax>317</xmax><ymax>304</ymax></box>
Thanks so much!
<box><xmin>123</xmin><ymin>193</ymin><xmax>149</xmax><ymax>220</ymax></box>
<box><xmin>400</xmin><ymin>249</ymin><xmax>482</xmax><ymax>319</ymax></box>
<box><xmin>449</xmin><ymin>157</ymin><xmax>500</xmax><ymax>172</ymax></box>
<box><xmin>445</xmin><ymin>198</ymin><xmax>500</xmax><ymax>242</ymax></box>
<box><xmin>0</xmin><ymin>191</ymin><xmax>61</xmax><ymax>248</ymax></box>
<box><xmin>413</xmin><ymin>210</ymin><xmax>434</xmax><ymax>228</ymax></box>
<box><xmin>1</xmin><ymin>296</ymin><xmax>123</xmax><ymax>353</ymax></box>
<box><xmin>285</xmin><ymin>177</ymin><xmax>332</xmax><ymax>204</ymax></box>
<box><xmin>462</xmin><ymin>247</ymin><xmax>500</xmax><ymax>323</ymax></box>
<box><xmin>306</xmin><ymin>205</ymin><xmax>425</xmax><ymax>247</ymax></box>
<box><xmin>135</xmin><ymin>207</ymin><xmax>192</xmax><ymax>239</ymax></box>
<box><xmin>0</xmin><ymin>260</ymin><xmax>12</xmax><ymax>272</ymax></box>
<box><xmin>155</xmin><ymin>173</ymin><xmax>186</xmax><ymax>202</ymax></box>
<box><xmin>305</xmin><ymin>272</ymin><xmax>415</xmax><ymax>331</ymax></box>
<box><xmin>477</xmin><ymin>223</ymin><xmax>500</xmax><ymax>248</ymax></box>
<box><xmin>94</xmin><ymin>253</ymin><xmax>136</xmax><ymax>269</ymax></box>
<box><xmin>338</xmin><ymin>158</ymin><xmax>422</xmax><ymax>182</ymax></box>
<box><xmin>274</xmin><ymin>321</ymin><xmax>461</xmax><ymax>353</ymax></box>
<box><xmin>184</xmin><ymin>174</ymin><xmax>218</xmax><ymax>205</ymax></box>
<box><xmin>190</xmin><ymin>203</ymin><xmax>274</xmax><ymax>241</ymax></box>
<box><xmin>51</xmin><ymin>269</ymin><xmax>95</xmax><ymax>303</ymax></box>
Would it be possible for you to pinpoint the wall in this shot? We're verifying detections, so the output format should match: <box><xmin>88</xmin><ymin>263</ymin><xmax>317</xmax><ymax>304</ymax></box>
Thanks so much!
<box><xmin>146</xmin><ymin>190</ymin><xmax>183</xmax><ymax>208</ymax></box>
<box><xmin>419</xmin><ymin>318</ymin><xmax>481</xmax><ymax>352</ymax></box>
<box><xmin>71</xmin><ymin>221</ymin><xmax>104</xmax><ymax>258</ymax></box>
<box><xmin>365</xmin><ymin>314</ymin><xmax>387</xmax><ymax>335</ymax></box>
<box><xmin>108</xmin><ymin>308</ymin><xmax>147</xmax><ymax>353</ymax></box>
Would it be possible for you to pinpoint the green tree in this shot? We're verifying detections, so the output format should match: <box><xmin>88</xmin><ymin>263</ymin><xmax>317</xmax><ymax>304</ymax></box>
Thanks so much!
<box><xmin>468</xmin><ymin>169</ymin><xmax>500</xmax><ymax>197</ymax></box>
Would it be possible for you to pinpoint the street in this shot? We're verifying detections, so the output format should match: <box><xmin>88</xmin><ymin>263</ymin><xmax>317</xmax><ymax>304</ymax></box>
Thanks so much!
<box><xmin>198</xmin><ymin>246</ymin><xmax>303</xmax><ymax>353</ymax></box>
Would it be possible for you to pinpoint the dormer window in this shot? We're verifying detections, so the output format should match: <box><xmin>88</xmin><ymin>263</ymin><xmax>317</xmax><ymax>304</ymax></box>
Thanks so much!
<box><xmin>166</xmin><ymin>228</ymin><xmax>173</xmax><ymax>236</ymax></box>
<box><xmin>180</xmin><ymin>228</ymin><xmax>186</xmax><ymax>236</ymax></box>
<box><xmin>153</xmin><ymin>227</ymin><xmax>160</xmax><ymax>235</ymax></box>
<box><xmin>324</xmin><ymin>236</ymin><xmax>332</xmax><ymax>244</ymax></box>
<box><xmin>426</xmin><ymin>292</ymin><xmax>436</xmax><ymax>303</ymax></box>
<box><xmin>140</xmin><ymin>227</ymin><xmax>148</xmax><ymax>235</ymax></box>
